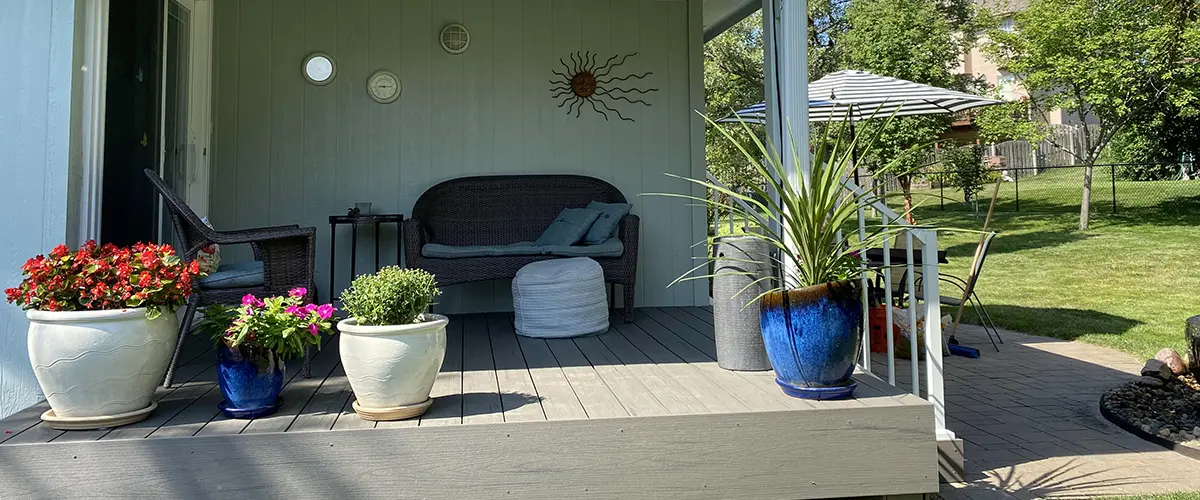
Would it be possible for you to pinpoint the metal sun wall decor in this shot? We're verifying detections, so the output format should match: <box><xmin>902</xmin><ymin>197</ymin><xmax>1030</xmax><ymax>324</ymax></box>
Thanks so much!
<box><xmin>550</xmin><ymin>51</ymin><xmax>658</xmax><ymax>122</ymax></box>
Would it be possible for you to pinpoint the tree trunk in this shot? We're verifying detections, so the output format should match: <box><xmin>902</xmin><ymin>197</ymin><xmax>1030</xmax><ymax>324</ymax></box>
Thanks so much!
<box><xmin>1079</xmin><ymin>163</ymin><xmax>1093</xmax><ymax>230</ymax></box>
<box><xmin>901</xmin><ymin>178</ymin><xmax>917</xmax><ymax>224</ymax></box>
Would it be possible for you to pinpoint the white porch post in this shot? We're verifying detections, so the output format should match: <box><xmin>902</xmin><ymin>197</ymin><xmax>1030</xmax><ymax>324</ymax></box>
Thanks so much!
<box><xmin>764</xmin><ymin>0</ymin><xmax>809</xmax><ymax>289</ymax></box>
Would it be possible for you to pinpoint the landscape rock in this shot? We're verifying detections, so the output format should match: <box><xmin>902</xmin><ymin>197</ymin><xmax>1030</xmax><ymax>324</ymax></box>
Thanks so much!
<box><xmin>1156</xmin><ymin>348</ymin><xmax>1187</xmax><ymax>375</ymax></box>
<box><xmin>1137</xmin><ymin>375</ymin><xmax>1166</xmax><ymax>387</ymax></box>
<box><xmin>1103</xmin><ymin>373</ymin><xmax>1200</xmax><ymax>446</ymax></box>
<box><xmin>1142</xmin><ymin>359</ymin><xmax>1173</xmax><ymax>380</ymax></box>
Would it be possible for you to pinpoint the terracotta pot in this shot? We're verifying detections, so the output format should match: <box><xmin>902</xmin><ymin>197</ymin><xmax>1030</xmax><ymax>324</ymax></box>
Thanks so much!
<box><xmin>27</xmin><ymin>308</ymin><xmax>177</xmax><ymax>425</ymax></box>
<box><xmin>759</xmin><ymin>281</ymin><xmax>862</xmax><ymax>400</ymax></box>
<box><xmin>338</xmin><ymin>314</ymin><xmax>448</xmax><ymax>420</ymax></box>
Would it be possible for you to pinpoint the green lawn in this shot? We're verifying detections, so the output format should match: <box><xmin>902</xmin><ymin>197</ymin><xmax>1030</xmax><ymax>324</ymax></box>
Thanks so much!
<box><xmin>904</xmin><ymin>174</ymin><xmax>1200</xmax><ymax>360</ymax></box>
<box><xmin>1101</xmin><ymin>494</ymin><xmax>1200</xmax><ymax>500</ymax></box>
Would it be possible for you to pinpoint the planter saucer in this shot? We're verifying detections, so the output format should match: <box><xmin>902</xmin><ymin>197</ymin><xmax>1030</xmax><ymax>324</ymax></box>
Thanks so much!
<box><xmin>41</xmin><ymin>402</ymin><xmax>157</xmax><ymax>430</ymax></box>
<box><xmin>352</xmin><ymin>398</ymin><xmax>433</xmax><ymax>421</ymax></box>
<box><xmin>776</xmin><ymin>379</ymin><xmax>858</xmax><ymax>400</ymax></box>
<box><xmin>218</xmin><ymin>398</ymin><xmax>284</xmax><ymax>419</ymax></box>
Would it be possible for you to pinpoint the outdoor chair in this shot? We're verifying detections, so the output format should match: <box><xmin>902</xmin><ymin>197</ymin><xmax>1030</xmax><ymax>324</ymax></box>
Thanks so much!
<box><xmin>144</xmin><ymin>169</ymin><xmax>318</xmax><ymax>387</ymax></box>
<box><xmin>916</xmin><ymin>231</ymin><xmax>1002</xmax><ymax>351</ymax></box>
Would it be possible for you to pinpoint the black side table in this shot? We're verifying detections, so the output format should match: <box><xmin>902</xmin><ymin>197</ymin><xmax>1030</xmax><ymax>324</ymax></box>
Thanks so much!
<box><xmin>329</xmin><ymin>213</ymin><xmax>404</xmax><ymax>298</ymax></box>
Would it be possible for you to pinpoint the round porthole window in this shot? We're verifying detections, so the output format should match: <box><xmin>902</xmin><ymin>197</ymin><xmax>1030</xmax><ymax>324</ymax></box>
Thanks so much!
<box><xmin>440</xmin><ymin>24</ymin><xmax>470</xmax><ymax>55</ymax></box>
<box><xmin>303</xmin><ymin>52</ymin><xmax>336</xmax><ymax>85</ymax></box>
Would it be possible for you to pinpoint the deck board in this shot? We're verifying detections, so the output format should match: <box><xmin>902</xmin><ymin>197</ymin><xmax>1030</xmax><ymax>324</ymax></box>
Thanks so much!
<box><xmin>460</xmin><ymin>314</ymin><xmax>505</xmax><ymax>424</ymax></box>
<box><xmin>625</xmin><ymin>311</ymin><xmax>790</xmax><ymax>411</ymax></box>
<box><xmin>660</xmin><ymin>307</ymin><xmax>716</xmax><ymax>339</ymax></box>
<box><xmin>484</xmin><ymin>313</ymin><xmax>546</xmax><ymax>422</ymax></box>
<box><xmin>0</xmin><ymin>308</ymin><xmax>928</xmax><ymax>444</ymax></box>
<box><xmin>573</xmin><ymin>336</ymin><xmax>670</xmax><ymax>417</ymax></box>
<box><xmin>418</xmin><ymin>317</ymin><xmax>464</xmax><ymax>426</ymax></box>
<box><xmin>513</xmin><ymin>335</ymin><xmax>589</xmax><ymax>420</ymax></box>
<box><xmin>544</xmin><ymin>337</ymin><xmax>629</xmax><ymax>418</ymax></box>
<box><xmin>595</xmin><ymin>318</ymin><xmax>711</xmax><ymax>415</ymax></box>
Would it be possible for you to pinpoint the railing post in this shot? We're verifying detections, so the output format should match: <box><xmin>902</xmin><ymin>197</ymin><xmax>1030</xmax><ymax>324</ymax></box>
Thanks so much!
<box><xmin>915</xmin><ymin>228</ymin><xmax>951</xmax><ymax>442</ymax></box>
<box><xmin>904</xmin><ymin>231</ymin><xmax>918</xmax><ymax>396</ymax></box>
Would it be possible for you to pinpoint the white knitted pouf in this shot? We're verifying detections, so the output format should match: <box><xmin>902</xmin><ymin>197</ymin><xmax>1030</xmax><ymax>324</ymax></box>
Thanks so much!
<box><xmin>512</xmin><ymin>257</ymin><xmax>610</xmax><ymax>338</ymax></box>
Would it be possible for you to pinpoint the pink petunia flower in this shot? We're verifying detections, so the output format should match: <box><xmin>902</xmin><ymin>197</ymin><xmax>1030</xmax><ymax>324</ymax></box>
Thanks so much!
<box><xmin>289</xmin><ymin>287</ymin><xmax>307</xmax><ymax>298</ymax></box>
<box><xmin>241</xmin><ymin>294</ymin><xmax>264</xmax><ymax>308</ymax></box>
<box><xmin>285</xmin><ymin>305</ymin><xmax>303</xmax><ymax>317</ymax></box>
<box><xmin>304</xmin><ymin>304</ymin><xmax>318</xmax><ymax>314</ymax></box>
<box><xmin>316</xmin><ymin>304</ymin><xmax>335</xmax><ymax>320</ymax></box>
<box><xmin>308</xmin><ymin>323</ymin><xmax>320</xmax><ymax>336</ymax></box>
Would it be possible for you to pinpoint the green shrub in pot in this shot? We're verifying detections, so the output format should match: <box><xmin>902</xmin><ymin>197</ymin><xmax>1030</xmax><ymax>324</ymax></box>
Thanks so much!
<box><xmin>336</xmin><ymin>266</ymin><xmax>447</xmax><ymax>420</ymax></box>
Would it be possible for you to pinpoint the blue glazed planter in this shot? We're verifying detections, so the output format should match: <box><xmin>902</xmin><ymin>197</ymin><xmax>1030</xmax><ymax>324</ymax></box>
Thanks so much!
<box><xmin>216</xmin><ymin>345</ymin><xmax>285</xmax><ymax>418</ymax></box>
<box><xmin>760</xmin><ymin>281</ymin><xmax>862</xmax><ymax>400</ymax></box>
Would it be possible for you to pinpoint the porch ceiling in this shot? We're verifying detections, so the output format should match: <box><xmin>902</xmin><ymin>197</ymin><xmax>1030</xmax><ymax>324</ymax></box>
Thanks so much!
<box><xmin>703</xmin><ymin>0</ymin><xmax>759</xmax><ymax>41</ymax></box>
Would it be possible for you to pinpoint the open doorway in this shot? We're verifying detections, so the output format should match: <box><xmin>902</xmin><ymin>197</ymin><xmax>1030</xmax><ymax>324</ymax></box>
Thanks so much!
<box><xmin>99</xmin><ymin>0</ymin><xmax>211</xmax><ymax>247</ymax></box>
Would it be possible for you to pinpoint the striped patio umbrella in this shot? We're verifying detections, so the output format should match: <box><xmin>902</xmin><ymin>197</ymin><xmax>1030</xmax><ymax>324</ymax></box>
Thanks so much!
<box><xmin>717</xmin><ymin>70</ymin><xmax>1002</xmax><ymax>124</ymax></box>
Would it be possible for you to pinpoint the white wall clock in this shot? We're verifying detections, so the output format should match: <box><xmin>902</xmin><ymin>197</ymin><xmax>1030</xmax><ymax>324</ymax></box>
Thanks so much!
<box><xmin>303</xmin><ymin>52</ymin><xmax>336</xmax><ymax>85</ymax></box>
<box><xmin>367</xmin><ymin>70</ymin><xmax>402</xmax><ymax>104</ymax></box>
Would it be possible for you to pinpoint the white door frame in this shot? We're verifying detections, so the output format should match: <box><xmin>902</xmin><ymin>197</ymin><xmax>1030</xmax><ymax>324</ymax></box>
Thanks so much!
<box><xmin>76</xmin><ymin>0</ymin><xmax>111</xmax><ymax>244</ymax></box>
<box><xmin>75</xmin><ymin>0</ymin><xmax>213</xmax><ymax>244</ymax></box>
<box><xmin>157</xmin><ymin>0</ymin><xmax>214</xmax><ymax>242</ymax></box>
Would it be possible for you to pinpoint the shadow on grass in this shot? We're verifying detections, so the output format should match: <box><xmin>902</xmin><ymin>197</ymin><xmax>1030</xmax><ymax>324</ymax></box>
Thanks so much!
<box><xmin>960</xmin><ymin>304</ymin><xmax>1143</xmax><ymax>344</ymax></box>
<box><xmin>944</xmin><ymin>230</ymin><xmax>1093</xmax><ymax>257</ymax></box>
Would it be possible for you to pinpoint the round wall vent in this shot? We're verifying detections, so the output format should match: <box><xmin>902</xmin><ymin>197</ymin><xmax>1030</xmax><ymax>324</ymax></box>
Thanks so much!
<box><xmin>440</xmin><ymin>24</ymin><xmax>470</xmax><ymax>55</ymax></box>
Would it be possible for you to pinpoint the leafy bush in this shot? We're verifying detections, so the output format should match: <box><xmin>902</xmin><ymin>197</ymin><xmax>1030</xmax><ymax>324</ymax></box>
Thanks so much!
<box><xmin>941</xmin><ymin>144</ymin><xmax>992</xmax><ymax>203</ymax></box>
<box><xmin>340</xmin><ymin>267</ymin><xmax>440</xmax><ymax>326</ymax></box>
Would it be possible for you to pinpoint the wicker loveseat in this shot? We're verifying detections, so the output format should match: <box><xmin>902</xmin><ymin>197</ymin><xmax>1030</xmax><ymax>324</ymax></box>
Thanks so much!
<box><xmin>403</xmin><ymin>175</ymin><xmax>640</xmax><ymax>322</ymax></box>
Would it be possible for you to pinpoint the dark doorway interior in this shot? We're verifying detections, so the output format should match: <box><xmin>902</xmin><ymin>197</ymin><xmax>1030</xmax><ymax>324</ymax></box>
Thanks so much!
<box><xmin>101</xmin><ymin>0</ymin><xmax>161</xmax><ymax>246</ymax></box>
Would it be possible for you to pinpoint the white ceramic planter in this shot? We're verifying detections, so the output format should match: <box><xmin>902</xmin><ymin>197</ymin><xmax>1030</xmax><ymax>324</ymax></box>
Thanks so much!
<box><xmin>338</xmin><ymin>314</ymin><xmax>448</xmax><ymax>416</ymax></box>
<box><xmin>27</xmin><ymin>308</ymin><xmax>178</xmax><ymax>420</ymax></box>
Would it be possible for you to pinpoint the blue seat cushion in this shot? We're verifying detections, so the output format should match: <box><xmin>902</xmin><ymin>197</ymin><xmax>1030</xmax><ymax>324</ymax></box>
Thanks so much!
<box><xmin>198</xmin><ymin>261</ymin><xmax>265</xmax><ymax>289</ymax></box>
<box><xmin>542</xmin><ymin>238</ymin><xmax>625</xmax><ymax>258</ymax></box>
<box><xmin>581</xmin><ymin>202</ymin><xmax>632</xmax><ymax>245</ymax></box>
<box><xmin>422</xmin><ymin>242</ymin><xmax>543</xmax><ymax>259</ymax></box>
<box><xmin>534</xmin><ymin>208</ymin><xmax>603</xmax><ymax>246</ymax></box>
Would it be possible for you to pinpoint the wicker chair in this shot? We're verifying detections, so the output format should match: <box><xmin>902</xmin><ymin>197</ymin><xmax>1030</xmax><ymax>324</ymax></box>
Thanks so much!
<box><xmin>144</xmin><ymin>169</ymin><xmax>318</xmax><ymax>387</ymax></box>
<box><xmin>403</xmin><ymin>175</ymin><xmax>640</xmax><ymax>322</ymax></box>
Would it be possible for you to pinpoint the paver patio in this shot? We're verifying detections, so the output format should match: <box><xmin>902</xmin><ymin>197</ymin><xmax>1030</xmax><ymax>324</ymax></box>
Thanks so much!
<box><xmin>911</xmin><ymin>324</ymin><xmax>1200</xmax><ymax>498</ymax></box>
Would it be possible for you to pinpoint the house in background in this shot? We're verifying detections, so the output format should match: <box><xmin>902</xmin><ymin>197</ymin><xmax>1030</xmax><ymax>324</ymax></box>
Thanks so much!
<box><xmin>957</xmin><ymin>0</ymin><xmax>1090</xmax><ymax>125</ymax></box>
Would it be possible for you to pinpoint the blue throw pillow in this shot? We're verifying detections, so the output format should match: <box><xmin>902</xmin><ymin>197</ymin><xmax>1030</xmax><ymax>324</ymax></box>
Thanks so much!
<box><xmin>535</xmin><ymin>208</ymin><xmax>603</xmax><ymax>246</ymax></box>
<box><xmin>582</xmin><ymin>202</ymin><xmax>632</xmax><ymax>245</ymax></box>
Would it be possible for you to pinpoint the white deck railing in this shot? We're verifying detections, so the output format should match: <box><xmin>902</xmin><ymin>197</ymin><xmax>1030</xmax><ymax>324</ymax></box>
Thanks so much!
<box><xmin>707</xmin><ymin>180</ymin><xmax>952</xmax><ymax>443</ymax></box>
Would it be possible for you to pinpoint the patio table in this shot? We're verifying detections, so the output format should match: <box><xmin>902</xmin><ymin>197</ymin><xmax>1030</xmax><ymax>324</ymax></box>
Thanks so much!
<box><xmin>863</xmin><ymin>248</ymin><xmax>948</xmax><ymax>266</ymax></box>
<box><xmin>329</xmin><ymin>213</ymin><xmax>404</xmax><ymax>298</ymax></box>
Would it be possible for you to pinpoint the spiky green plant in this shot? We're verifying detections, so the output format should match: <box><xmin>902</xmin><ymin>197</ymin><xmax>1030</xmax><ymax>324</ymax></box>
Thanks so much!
<box><xmin>655</xmin><ymin>114</ymin><xmax>922</xmax><ymax>304</ymax></box>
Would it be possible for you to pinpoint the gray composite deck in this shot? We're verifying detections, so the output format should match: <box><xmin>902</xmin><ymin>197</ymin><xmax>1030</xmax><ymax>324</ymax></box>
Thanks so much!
<box><xmin>0</xmin><ymin>307</ymin><xmax>938</xmax><ymax>500</ymax></box>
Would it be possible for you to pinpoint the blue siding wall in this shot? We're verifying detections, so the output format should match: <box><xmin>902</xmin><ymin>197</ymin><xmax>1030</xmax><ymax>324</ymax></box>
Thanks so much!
<box><xmin>0</xmin><ymin>0</ymin><xmax>76</xmax><ymax>418</ymax></box>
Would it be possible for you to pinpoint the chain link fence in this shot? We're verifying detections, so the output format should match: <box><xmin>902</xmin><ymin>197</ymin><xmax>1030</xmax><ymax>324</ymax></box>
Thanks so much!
<box><xmin>893</xmin><ymin>163</ymin><xmax>1200</xmax><ymax>215</ymax></box>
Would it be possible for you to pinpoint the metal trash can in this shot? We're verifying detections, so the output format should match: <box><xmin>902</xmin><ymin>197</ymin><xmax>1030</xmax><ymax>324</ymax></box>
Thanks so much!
<box><xmin>712</xmin><ymin>236</ymin><xmax>773</xmax><ymax>371</ymax></box>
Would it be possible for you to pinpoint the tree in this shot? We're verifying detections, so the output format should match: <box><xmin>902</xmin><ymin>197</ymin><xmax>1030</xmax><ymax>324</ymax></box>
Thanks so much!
<box><xmin>941</xmin><ymin>144</ymin><xmax>991</xmax><ymax>204</ymax></box>
<box><xmin>980</xmin><ymin>0</ymin><xmax>1200</xmax><ymax>229</ymax></box>
<box><xmin>839</xmin><ymin>0</ymin><xmax>979</xmax><ymax>222</ymax></box>
<box><xmin>1110</xmin><ymin>105</ymin><xmax>1200</xmax><ymax>180</ymax></box>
